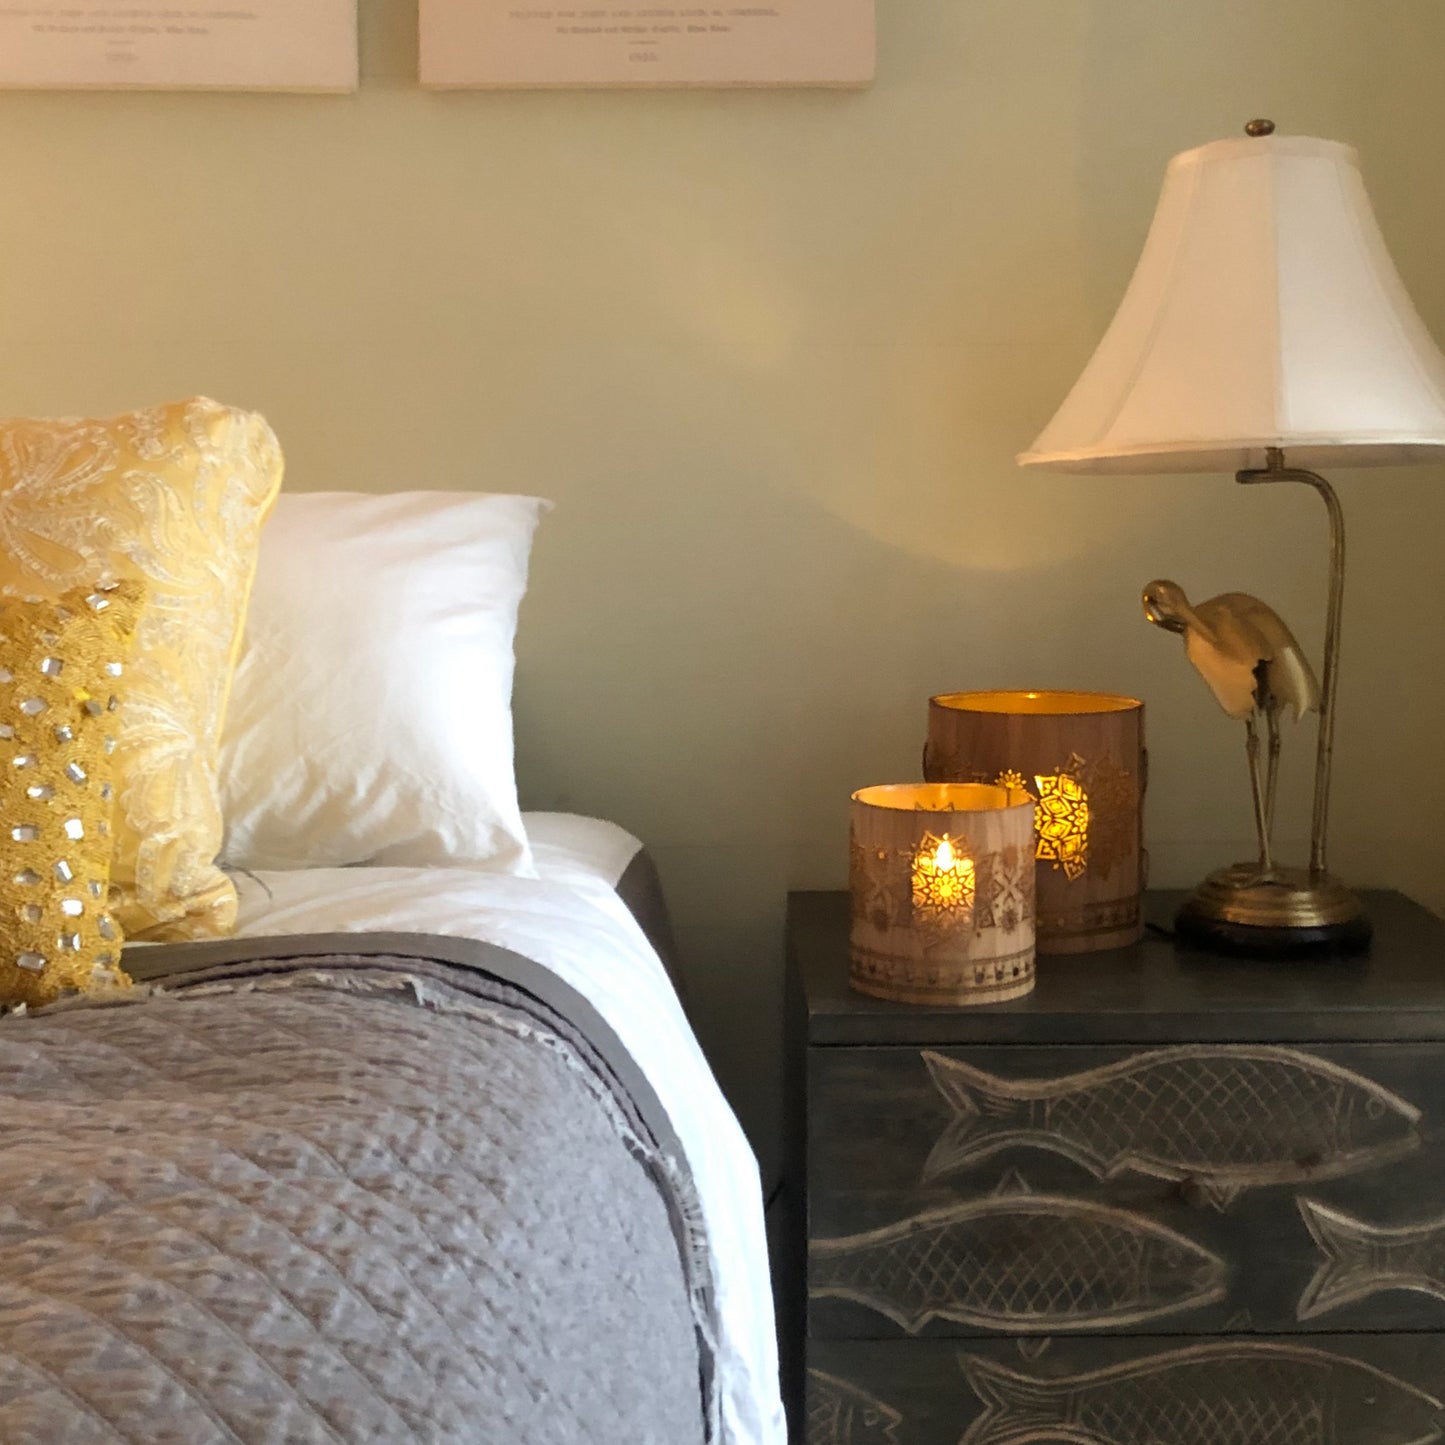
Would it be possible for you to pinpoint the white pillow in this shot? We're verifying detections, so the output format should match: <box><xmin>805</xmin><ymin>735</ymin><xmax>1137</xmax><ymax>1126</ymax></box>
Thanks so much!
<box><xmin>219</xmin><ymin>491</ymin><xmax>548</xmax><ymax>875</ymax></box>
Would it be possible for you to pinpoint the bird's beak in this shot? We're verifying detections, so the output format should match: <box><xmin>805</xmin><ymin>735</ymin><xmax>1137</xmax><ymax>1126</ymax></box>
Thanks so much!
<box><xmin>1143</xmin><ymin>596</ymin><xmax>1186</xmax><ymax>634</ymax></box>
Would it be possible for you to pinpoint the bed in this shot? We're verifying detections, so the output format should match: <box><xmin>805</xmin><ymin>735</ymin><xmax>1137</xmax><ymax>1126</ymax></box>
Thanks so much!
<box><xmin>0</xmin><ymin>813</ymin><xmax>784</xmax><ymax>1444</ymax></box>
<box><xmin>0</xmin><ymin>422</ymin><xmax>786</xmax><ymax>1445</ymax></box>
<box><xmin>228</xmin><ymin>811</ymin><xmax>784</xmax><ymax>1444</ymax></box>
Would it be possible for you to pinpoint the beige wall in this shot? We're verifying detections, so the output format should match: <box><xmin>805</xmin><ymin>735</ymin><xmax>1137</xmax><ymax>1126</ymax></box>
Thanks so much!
<box><xmin>4</xmin><ymin>0</ymin><xmax>1445</xmax><ymax>1181</ymax></box>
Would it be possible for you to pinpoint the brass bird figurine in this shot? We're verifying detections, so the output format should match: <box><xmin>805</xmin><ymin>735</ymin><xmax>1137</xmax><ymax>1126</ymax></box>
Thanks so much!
<box><xmin>1143</xmin><ymin>580</ymin><xmax>1321</xmax><ymax>879</ymax></box>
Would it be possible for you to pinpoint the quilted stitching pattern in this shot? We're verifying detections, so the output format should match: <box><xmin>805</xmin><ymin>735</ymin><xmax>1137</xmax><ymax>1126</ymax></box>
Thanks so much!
<box><xmin>0</xmin><ymin>987</ymin><xmax>704</xmax><ymax>1444</ymax></box>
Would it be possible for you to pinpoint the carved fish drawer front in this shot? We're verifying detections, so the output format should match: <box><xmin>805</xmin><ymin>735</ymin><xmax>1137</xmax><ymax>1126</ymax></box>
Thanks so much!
<box><xmin>789</xmin><ymin>889</ymin><xmax>1445</xmax><ymax>1443</ymax></box>
<box><xmin>806</xmin><ymin>1336</ymin><xmax>1445</xmax><ymax>1445</ymax></box>
<box><xmin>807</xmin><ymin>1041</ymin><xmax>1445</xmax><ymax>1341</ymax></box>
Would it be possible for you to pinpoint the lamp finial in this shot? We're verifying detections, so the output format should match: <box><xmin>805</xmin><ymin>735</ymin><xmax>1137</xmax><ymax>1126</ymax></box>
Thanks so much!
<box><xmin>1245</xmin><ymin>118</ymin><xmax>1276</xmax><ymax>137</ymax></box>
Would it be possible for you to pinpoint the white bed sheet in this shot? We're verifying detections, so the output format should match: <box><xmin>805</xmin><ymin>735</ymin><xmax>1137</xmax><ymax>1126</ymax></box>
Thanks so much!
<box><xmin>520</xmin><ymin>810</ymin><xmax>644</xmax><ymax>891</ymax></box>
<box><xmin>228</xmin><ymin>825</ymin><xmax>784</xmax><ymax>1445</ymax></box>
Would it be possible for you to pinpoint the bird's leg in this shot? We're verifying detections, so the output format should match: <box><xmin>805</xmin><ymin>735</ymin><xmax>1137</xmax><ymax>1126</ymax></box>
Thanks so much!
<box><xmin>1263</xmin><ymin>702</ymin><xmax>1283</xmax><ymax>871</ymax></box>
<box><xmin>1245</xmin><ymin>716</ymin><xmax>1273</xmax><ymax>878</ymax></box>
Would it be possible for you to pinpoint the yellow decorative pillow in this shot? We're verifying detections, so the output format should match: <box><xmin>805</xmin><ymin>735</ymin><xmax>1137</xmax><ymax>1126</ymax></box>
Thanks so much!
<box><xmin>0</xmin><ymin>583</ymin><xmax>142</xmax><ymax>1008</ymax></box>
<box><xmin>0</xmin><ymin>398</ymin><xmax>283</xmax><ymax>941</ymax></box>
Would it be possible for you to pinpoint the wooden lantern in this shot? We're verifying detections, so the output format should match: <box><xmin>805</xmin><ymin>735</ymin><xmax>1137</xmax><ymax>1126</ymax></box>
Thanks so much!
<box><xmin>924</xmin><ymin>691</ymin><xmax>1146</xmax><ymax>955</ymax></box>
<box><xmin>849</xmin><ymin>783</ymin><xmax>1036</xmax><ymax>1006</ymax></box>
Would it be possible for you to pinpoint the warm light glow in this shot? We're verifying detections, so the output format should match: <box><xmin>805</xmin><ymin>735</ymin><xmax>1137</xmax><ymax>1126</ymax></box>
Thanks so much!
<box><xmin>933</xmin><ymin>690</ymin><xmax>1141</xmax><ymax>718</ymax></box>
<box><xmin>912</xmin><ymin>831</ymin><xmax>976</xmax><ymax>914</ymax></box>
<box><xmin>1034</xmin><ymin>770</ymin><xmax>1091</xmax><ymax>880</ymax></box>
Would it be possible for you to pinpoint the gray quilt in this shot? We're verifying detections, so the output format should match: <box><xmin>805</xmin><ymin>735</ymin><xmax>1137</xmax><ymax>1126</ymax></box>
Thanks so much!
<box><xmin>0</xmin><ymin>936</ymin><xmax>715</xmax><ymax>1445</ymax></box>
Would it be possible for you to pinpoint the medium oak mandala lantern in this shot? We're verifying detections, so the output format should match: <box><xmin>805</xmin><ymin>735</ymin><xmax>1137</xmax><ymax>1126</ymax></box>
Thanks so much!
<box><xmin>849</xmin><ymin>782</ymin><xmax>1037</xmax><ymax>1006</ymax></box>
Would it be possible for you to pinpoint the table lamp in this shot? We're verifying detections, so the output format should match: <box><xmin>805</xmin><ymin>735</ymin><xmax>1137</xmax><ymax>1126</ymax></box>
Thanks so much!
<box><xmin>1019</xmin><ymin>120</ymin><xmax>1445</xmax><ymax>952</ymax></box>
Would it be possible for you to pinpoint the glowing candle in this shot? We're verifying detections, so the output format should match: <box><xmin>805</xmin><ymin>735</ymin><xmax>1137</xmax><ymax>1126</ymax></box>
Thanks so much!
<box><xmin>911</xmin><ymin>832</ymin><xmax>976</xmax><ymax>914</ymax></box>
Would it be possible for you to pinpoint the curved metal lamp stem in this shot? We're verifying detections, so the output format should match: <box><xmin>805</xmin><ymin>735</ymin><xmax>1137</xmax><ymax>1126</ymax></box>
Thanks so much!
<box><xmin>1235</xmin><ymin>446</ymin><xmax>1344</xmax><ymax>879</ymax></box>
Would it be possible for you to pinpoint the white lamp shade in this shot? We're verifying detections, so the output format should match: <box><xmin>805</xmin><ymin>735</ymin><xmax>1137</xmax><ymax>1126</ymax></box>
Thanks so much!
<box><xmin>1020</xmin><ymin>134</ymin><xmax>1445</xmax><ymax>473</ymax></box>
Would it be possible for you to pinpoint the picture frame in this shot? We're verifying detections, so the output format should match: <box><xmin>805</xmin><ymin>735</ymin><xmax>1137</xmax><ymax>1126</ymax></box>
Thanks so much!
<box><xmin>419</xmin><ymin>0</ymin><xmax>875</xmax><ymax>89</ymax></box>
<box><xmin>0</xmin><ymin>2</ymin><xmax>358</xmax><ymax>91</ymax></box>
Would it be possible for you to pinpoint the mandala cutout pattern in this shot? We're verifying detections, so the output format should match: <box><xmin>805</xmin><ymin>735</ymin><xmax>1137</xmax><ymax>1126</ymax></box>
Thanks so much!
<box><xmin>932</xmin><ymin>747</ymin><xmax>1136</xmax><ymax>886</ymax></box>
<box><xmin>851</xmin><ymin>836</ymin><xmax>909</xmax><ymax>934</ymax></box>
<box><xmin>848</xmin><ymin>836</ymin><xmax>874</xmax><ymax>929</ymax></box>
<box><xmin>1034</xmin><ymin>755</ymin><xmax>1091</xmax><ymax>880</ymax></box>
<box><xmin>909</xmin><ymin>832</ymin><xmax>975</xmax><ymax>951</ymax></box>
<box><xmin>975</xmin><ymin>842</ymin><xmax>1034</xmax><ymax>932</ymax></box>
<box><xmin>994</xmin><ymin>768</ymin><xmax>1032</xmax><ymax>797</ymax></box>
<box><xmin>852</xmin><ymin>826</ymin><xmax>1033</xmax><ymax>959</ymax></box>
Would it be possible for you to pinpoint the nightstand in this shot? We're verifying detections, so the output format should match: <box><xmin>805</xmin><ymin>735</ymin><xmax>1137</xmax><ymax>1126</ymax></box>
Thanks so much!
<box><xmin>785</xmin><ymin>889</ymin><xmax>1445</xmax><ymax>1444</ymax></box>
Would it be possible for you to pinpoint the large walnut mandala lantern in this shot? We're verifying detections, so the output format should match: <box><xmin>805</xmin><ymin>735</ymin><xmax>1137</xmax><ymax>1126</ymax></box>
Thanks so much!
<box><xmin>924</xmin><ymin>691</ymin><xmax>1145</xmax><ymax>954</ymax></box>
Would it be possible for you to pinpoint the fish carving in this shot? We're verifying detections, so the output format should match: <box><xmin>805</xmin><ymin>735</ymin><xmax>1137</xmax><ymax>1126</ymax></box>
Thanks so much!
<box><xmin>1298</xmin><ymin>1197</ymin><xmax>1445</xmax><ymax>1320</ymax></box>
<box><xmin>809</xmin><ymin>1179</ymin><xmax>1226</xmax><ymax>1334</ymax></box>
<box><xmin>959</xmin><ymin>1341</ymin><xmax>1444</xmax><ymax>1445</ymax></box>
<box><xmin>923</xmin><ymin>1045</ymin><xmax>1422</xmax><ymax>1208</ymax></box>
<box><xmin>806</xmin><ymin>1370</ymin><xmax>902</xmax><ymax>1445</ymax></box>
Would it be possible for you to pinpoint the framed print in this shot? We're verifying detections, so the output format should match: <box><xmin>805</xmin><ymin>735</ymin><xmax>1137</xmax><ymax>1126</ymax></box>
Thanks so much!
<box><xmin>420</xmin><ymin>0</ymin><xmax>875</xmax><ymax>89</ymax></box>
<box><xmin>0</xmin><ymin>2</ymin><xmax>358</xmax><ymax>90</ymax></box>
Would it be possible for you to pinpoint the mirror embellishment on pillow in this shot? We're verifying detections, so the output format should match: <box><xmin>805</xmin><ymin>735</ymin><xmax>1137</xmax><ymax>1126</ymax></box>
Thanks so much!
<box><xmin>0</xmin><ymin>582</ymin><xmax>143</xmax><ymax>1008</ymax></box>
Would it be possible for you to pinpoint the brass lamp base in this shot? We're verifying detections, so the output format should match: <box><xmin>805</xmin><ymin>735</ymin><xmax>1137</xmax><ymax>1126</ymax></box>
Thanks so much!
<box><xmin>1175</xmin><ymin>863</ymin><xmax>1372</xmax><ymax>958</ymax></box>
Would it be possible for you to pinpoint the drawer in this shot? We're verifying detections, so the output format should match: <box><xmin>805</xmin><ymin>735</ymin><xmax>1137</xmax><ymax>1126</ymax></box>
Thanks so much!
<box><xmin>808</xmin><ymin>1041</ymin><xmax>1445</xmax><ymax>1339</ymax></box>
<box><xmin>806</xmin><ymin>1333</ymin><xmax>1445</xmax><ymax>1445</ymax></box>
